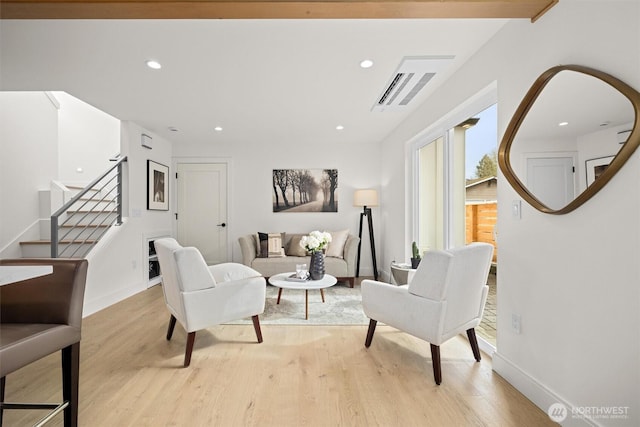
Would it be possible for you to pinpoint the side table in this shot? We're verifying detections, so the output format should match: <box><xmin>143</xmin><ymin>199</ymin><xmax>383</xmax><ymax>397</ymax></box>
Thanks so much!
<box><xmin>390</xmin><ymin>263</ymin><xmax>416</xmax><ymax>286</ymax></box>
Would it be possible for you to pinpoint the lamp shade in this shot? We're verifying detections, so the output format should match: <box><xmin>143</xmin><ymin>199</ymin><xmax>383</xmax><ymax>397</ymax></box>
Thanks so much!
<box><xmin>353</xmin><ymin>189</ymin><xmax>379</xmax><ymax>207</ymax></box>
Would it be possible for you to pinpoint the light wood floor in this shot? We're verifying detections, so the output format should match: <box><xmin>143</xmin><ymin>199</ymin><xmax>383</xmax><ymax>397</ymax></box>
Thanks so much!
<box><xmin>3</xmin><ymin>284</ymin><xmax>555</xmax><ymax>426</ymax></box>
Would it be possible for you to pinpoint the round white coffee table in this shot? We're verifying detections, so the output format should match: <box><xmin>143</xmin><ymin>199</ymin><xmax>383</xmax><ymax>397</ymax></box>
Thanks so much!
<box><xmin>268</xmin><ymin>272</ymin><xmax>337</xmax><ymax>320</ymax></box>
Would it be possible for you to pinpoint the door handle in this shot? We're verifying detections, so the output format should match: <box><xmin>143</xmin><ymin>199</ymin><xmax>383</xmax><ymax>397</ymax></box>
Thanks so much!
<box><xmin>217</xmin><ymin>223</ymin><xmax>226</xmax><ymax>227</ymax></box>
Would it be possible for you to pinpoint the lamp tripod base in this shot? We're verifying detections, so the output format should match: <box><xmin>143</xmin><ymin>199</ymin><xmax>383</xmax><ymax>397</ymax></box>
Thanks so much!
<box><xmin>356</xmin><ymin>207</ymin><xmax>378</xmax><ymax>281</ymax></box>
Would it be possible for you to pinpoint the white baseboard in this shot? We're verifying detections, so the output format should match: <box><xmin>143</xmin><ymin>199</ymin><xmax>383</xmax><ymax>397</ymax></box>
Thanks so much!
<box><xmin>492</xmin><ymin>352</ymin><xmax>597</xmax><ymax>427</ymax></box>
<box><xmin>477</xmin><ymin>335</ymin><xmax>495</xmax><ymax>359</ymax></box>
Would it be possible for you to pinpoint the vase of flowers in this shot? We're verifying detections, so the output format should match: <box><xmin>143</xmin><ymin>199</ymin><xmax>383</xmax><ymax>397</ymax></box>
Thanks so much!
<box><xmin>300</xmin><ymin>231</ymin><xmax>332</xmax><ymax>280</ymax></box>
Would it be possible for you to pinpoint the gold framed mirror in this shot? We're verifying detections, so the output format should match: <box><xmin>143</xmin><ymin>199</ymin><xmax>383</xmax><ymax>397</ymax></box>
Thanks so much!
<box><xmin>498</xmin><ymin>65</ymin><xmax>640</xmax><ymax>214</ymax></box>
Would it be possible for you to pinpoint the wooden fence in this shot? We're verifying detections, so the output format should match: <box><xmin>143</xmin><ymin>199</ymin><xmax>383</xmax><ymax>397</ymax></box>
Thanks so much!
<box><xmin>465</xmin><ymin>202</ymin><xmax>497</xmax><ymax>263</ymax></box>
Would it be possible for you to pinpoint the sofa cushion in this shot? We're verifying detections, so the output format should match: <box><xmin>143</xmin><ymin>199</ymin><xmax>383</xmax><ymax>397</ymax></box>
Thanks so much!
<box><xmin>326</xmin><ymin>229</ymin><xmax>349</xmax><ymax>258</ymax></box>
<box><xmin>256</xmin><ymin>232</ymin><xmax>285</xmax><ymax>258</ymax></box>
<box><xmin>286</xmin><ymin>234</ymin><xmax>309</xmax><ymax>257</ymax></box>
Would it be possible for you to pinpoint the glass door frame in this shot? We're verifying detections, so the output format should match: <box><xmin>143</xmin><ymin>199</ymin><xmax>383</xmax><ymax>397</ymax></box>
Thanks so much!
<box><xmin>408</xmin><ymin>83</ymin><xmax>497</xmax><ymax>354</ymax></box>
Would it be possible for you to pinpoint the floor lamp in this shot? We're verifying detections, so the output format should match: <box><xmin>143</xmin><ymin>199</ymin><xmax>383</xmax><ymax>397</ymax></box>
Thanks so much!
<box><xmin>354</xmin><ymin>189</ymin><xmax>379</xmax><ymax>280</ymax></box>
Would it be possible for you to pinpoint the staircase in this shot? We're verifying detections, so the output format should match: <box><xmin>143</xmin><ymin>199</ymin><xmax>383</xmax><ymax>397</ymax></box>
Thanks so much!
<box><xmin>19</xmin><ymin>156</ymin><xmax>127</xmax><ymax>258</ymax></box>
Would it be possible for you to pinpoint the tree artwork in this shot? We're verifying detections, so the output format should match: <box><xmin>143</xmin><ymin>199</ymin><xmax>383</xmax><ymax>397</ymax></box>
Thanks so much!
<box><xmin>323</xmin><ymin>169</ymin><xmax>338</xmax><ymax>212</ymax></box>
<box><xmin>272</xmin><ymin>169</ymin><xmax>338</xmax><ymax>212</ymax></box>
<box><xmin>273</xmin><ymin>169</ymin><xmax>291</xmax><ymax>208</ymax></box>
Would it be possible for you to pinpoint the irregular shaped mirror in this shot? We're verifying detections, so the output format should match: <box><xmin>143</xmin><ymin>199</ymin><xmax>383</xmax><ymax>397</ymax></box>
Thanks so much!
<box><xmin>499</xmin><ymin>65</ymin><xmax>640</xmax><ymax>214</ymax></box>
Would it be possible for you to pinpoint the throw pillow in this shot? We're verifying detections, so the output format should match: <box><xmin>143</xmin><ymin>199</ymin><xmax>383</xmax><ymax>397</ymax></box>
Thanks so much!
<box><xmin>325</xmin><ymin>229</ymin><xmax>349</xmax><ymax>258</ymax></box>
<box><xmin>256</xmin><ymin>232</ymin><xmax>286</xmax><ymax>258</ymax></box>
<box><xmin>255</xmin><ymin>233</ymin><xmax>268</xmax><ymax>258</ymax></box>
<box><xmin>267</xmin><ymin>233</ymin><xmax>285</xmax><ymax>257</ymax></box>
<box><xmin>286</xmin><ymin>235</ymin><xmax>309</xmax><ymax>257</ymax></box>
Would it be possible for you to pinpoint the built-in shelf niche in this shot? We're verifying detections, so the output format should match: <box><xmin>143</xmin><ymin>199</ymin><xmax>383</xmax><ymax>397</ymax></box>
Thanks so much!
<box><xmin>144</xmin><ymin>231</ymin><xmax>171</xmax><ymax>288</ymax></box>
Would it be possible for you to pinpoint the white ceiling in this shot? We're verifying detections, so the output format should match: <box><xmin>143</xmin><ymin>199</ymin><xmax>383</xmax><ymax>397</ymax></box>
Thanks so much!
<box><xmin>0</xmin><ymin>19</ymin><xmax>510</xmax><ymax>147</ymax></box>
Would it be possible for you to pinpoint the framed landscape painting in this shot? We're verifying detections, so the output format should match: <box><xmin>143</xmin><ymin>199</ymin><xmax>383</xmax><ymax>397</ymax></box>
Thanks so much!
<box><xmin>147</xmin><ymin>160</ymin><xmax>169</xmax><ymax>210</ymax></box>
<box><xmin>272</xmin><ymin>169</ymin><xmax>338</xmax><ymax>213</ymax></box>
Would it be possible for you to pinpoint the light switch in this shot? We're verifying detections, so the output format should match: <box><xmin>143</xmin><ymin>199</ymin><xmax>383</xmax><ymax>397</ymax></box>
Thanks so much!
<box><xmin>511</xmin><ymin>200</ymin><xmax>521</xmax><ymax>219</ymax></box>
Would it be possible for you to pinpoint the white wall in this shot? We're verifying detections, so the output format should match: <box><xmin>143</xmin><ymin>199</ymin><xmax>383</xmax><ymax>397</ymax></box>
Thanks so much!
<box><xmin>380</xmin><ymin>1</ymin><xmax>639</xmax><ymax>425</ymax></box>
<box><xmin>173</xmin><ymin>138</ymin><xmax>383</xmax><ymax>276</ymax></box>
<box><xmin>55</xmin><ymin>91</ymin><xmax>121</xmax><ymax>184</ymax></box>
<box><xmin>83</xmin><ymin>121</ymin><xmax>173</xmax><ymax>315</ymax></box>
<box><xmin>0</xmin><ymin>92</ymin><xmax>59</xmax><ymax>255</ymax></box>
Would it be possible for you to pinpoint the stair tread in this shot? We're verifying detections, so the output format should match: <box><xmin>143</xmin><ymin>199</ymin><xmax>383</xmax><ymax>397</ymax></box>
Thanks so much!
<box><xmin>20</xmin><ymin>239</ymin><xmax>98</xmax><ymax>245</ymax></box>
<box><xmin>67</xmin><ymin>210</ymin><xmax>116</xmax><ymax>213</ymax></box>
<box><xmin>66</xmin><ymin>185</ymin><xmax>99</xmax><ymax>191</ymax></box>
<box><xmin>60</xmin><ymin>224</ymin><xmax>110</xmax><ymax>228</ymax></box>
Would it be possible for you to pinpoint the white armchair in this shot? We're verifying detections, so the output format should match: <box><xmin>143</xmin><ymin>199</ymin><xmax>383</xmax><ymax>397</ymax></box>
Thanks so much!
<box><xmin>362</xmin><ymin>242</ymin><xmax>494</xmax><ymax>385</ymax></box>
<box><xmin>154</xmin><ymin>238</ymin><xmax>266</xmax><ymax>367</ymax></box>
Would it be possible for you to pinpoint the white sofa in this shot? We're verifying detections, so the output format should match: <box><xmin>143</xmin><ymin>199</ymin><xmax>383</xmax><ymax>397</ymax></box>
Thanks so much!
<box><xmin>238</xmin><ymin>232</ymin><xmax>360</xmax><ymax>287</ymax></box>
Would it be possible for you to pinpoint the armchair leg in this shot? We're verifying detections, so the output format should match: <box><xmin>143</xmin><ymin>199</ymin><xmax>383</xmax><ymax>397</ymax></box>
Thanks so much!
<box><xmin>166</xmin><ymin>315</ymin><xmax>177</xmax><ymax>341</ymax></box>
<box><xmin>364</xmin><ymin>319</ymin><xmax>377</xmax><ymax>348</ymax></box>
<box><xmin>184</xmin><ymin>332</ymin><xmax>196</xmax><ymax>367</ymax></box>
<box><xmin>252</xmin><ymin>315</ymin><xmax>263</xmax><ymax>343</ymax></box>
<box><xmin>62</xmin><ymin>342</ymin><xmax>80</xmax><ymax>427</ymax></box>
<box><xmin>467</xmin><ymin>328</ymin><xmax>482</xmax><ymax>362</ymax></box>
<box><xmin>430</xmin><ymin>344</ymin><xmax>442</xmax><ymax>385</ymax></box>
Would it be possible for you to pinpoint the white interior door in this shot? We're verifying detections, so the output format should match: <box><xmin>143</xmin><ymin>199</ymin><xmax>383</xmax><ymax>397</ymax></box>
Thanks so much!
<box><xmin>526</xmin><ymin>156</ymin><xmax>575</xmax><ymax>210</ymax></box>
<box><xmin>177</xmin><ymin>163</ymin><xmax>228</xmax><ymax>264</ymax></box>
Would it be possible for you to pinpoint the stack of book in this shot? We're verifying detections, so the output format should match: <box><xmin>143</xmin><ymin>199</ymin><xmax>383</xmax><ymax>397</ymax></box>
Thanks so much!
<box><xmin>285</xmin><ymin>273</ymin><xmax>308</xmax><ymax>282</ymax></box>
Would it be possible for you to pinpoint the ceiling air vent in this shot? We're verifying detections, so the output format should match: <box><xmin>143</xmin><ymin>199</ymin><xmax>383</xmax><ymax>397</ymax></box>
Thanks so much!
<box><xmin>372</xmin><ymin>56</ymin><xmax>455</xmax><ymax>112</ymax></box>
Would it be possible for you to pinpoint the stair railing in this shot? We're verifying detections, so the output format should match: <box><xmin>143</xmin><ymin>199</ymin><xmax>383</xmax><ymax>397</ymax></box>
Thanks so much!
<box><xmin>51</xmin><ymin>155</ymin><xmax>128</xmax><ymax>258</ymax></box>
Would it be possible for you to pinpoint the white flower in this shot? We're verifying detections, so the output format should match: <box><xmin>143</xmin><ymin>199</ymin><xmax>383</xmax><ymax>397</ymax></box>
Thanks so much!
<box><xmin>300</xmin><ymin>230</ymin><xmax>332</xmax><ymax>253</ymax></box>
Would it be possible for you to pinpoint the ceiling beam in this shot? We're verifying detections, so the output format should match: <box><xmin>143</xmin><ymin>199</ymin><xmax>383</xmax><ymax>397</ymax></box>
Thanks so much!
<box><xmin>0</xmin><ymin>0</ymin><xmax>558</xmax><ymax>21</ymax></box>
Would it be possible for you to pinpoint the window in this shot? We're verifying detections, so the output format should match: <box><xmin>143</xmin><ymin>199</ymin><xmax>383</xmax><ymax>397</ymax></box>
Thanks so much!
<box><xmin>412</xmin><ymin>90</ymin><xmax>497</xmax><ymax>348</ymax></box>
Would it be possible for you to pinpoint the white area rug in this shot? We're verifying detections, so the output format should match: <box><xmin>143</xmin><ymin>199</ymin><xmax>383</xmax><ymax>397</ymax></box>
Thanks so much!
<box><xmin>228</xmin><ymin>284</ymin><xmax>369</xmax><ymax>325</ymax></box>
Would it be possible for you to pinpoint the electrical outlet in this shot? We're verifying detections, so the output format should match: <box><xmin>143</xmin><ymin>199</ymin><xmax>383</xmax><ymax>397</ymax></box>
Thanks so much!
<box><xmin>512</xmin><ymin>313</ymin><xmax>521</xmax><ymax>334</ymax></box>
<box><xmin>132</xmin><ymin>260</ymin><xmax>137</xmax><ymax>270</ymax></box>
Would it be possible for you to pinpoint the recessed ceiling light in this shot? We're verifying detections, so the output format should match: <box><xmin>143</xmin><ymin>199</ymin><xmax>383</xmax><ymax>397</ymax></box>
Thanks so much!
<box><xmin>558</xmin><ymin>121</ymin><xmax>569</xmax><ymax>127</ymax></box>
<box><xmin>146</xmin><ymin>60</ymin><xmax>162</xmax><ymax>70</ymax></box>
<box><xmin>214</xmin><ymin>126</ymin><xmax>223</xmax><ymax>132</ymax></box>
<box><xmin>336</xmin><ymin>125</ymin><xmax>344</xmax><ymax>130</ymax></box>
<box><xmin>360</xmin><ymin>59</ymin><xmax>374</xmax><ymax>69</ymax></box>
<box><xmin>168</xmin><ymin>127</ymin><xmax>178</xmax><ymax>132</ymax></box>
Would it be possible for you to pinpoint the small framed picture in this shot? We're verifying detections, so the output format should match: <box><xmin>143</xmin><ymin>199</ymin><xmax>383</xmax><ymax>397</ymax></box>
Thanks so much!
<box><xmin>147</xmin><ymin>160</ymin><xmax>169</xmax><ymax>210</ymax></box>
<box><xmin>585</xmin><ymin>155</ymin><xmax>615</xmax><ymax>187</ymax></box>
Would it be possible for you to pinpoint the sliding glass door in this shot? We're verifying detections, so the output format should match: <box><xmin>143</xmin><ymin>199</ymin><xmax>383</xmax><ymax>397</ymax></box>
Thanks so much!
<box><xmin>416</xmin><ymin>136</ymin><xmax>445</xmax><ymax>254</ymax></box>
<box><xmin>413</xmin><ymin>102</ymin><xmax>498</xmax><ymax>349</ymax></box>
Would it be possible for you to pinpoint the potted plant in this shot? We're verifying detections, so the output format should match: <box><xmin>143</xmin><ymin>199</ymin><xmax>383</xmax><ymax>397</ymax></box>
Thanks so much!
<box><xmin>411</xmin><ymin>241</ymin><xmax>421</xmax><ymax>269</ymax></box>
